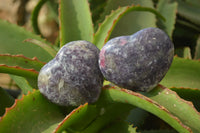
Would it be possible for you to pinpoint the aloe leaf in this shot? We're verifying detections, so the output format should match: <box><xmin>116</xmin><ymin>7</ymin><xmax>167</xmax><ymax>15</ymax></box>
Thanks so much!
<box><xmin>93</xmin><ymin>5</ymin><xmax>165</xmax><ymax>49</ymax></box>
<box><xmin>184</xmin><ymin>0</ymin><xmax>200</xmax><ymax>7</ymax></box>
<box><xmin>176</xmin><ymin>0</ymin><xmax>200</xmax><ymax>26</ymax></box>
<box><xmin>55</xmin><ymin>86</ymin><xmax>191</xmax><ymax>133</ymax></box>
<box><xmin>101</xmin><ymin>87</ymin><xmax>191</xmax><ymax>133</ymax></box>
<box><xmin>31</xmin><ymin>0</ymin><xmax>48</xmax><ymax>35</ymax></box>
<box><xmin>0</xmin><ymin>65</ymin><xmax>38</xmax><ymax>89</ymax></box>
<box><xmin>59</xmin><ymin>0</ymin><xmax>94</xmax><ymax>47</ymax></box>
<box><xmin>0</xmin><ymin>90</ymin><xmax>64</xmax><ymax>133</ymax></box>
<box><xmin>0</xmin><ymin>65</ymin><xmax>38</xmax><ymax>79</ymax></box>
<box><xmin>142</xmin><ymin>130</ymin><xmax>176</xmax><ymax>133</ymax></box>
<box><xmin>176</xmin><ymin>19</ymin><xmax>200</xmax><ymax>33</ymax></box>
<box><xmin>0</xmin><ymin>87</ymin><xmax>15</xmax><ymax>116</ymax></box>
<box><xmin>24</xmin><ymin>39</ymin><xmax>57</xmax><ymax>58</ymax></box>
<box><xmin>160</xmin><ymin>57</ymin><xmax>200</xmax><ymax>89</ymax></box>
<box><xmin>55</xmin><ymin>102</ymin><xmax>133</xmax><ymax>133</ymax></box>
<box><xmin>156</xmin><ymin>0</ymin><xmax>177</xmax><ymax>38</ymax></box>
<box><xmin>9</xmin><ymin>75</ymin><xmax>33</xmax><ymax>95</ymax></box>
<box><xmin>0</xmin><ymin>54</ymin><xmax>43</xmax><ymax>90</ymax></box>
<box><xmin>0</xmin><ymin>19</ymin><xmax>52</xmax><ymax>62</ymax></box>
<box><xmin>100</xmin><ymin>121</ymin><xmax>136</xmax><ymax>133</ymax></box>
<box><xmin>183</xmin><ymin>47</ymin><xmax>192</xmax><ymax>59</ymax></box>
<box><xmin>0</xmin><ymin>54</ymin><xmax>45</xmax><ymax>71</ymax></box>
<box><xmin>171</xmin><ymin>87</ymin><xmax>200</xmax><ymax>112</ymax></box>
<box><xmin>142</xmin><ymin>85</ymin><xmax>200</xmax><ymax>133</ymax></box>
<box><xmin>126</xmin><ymin>108</ymin><xmax>149</xmax><ymax>128</ymax></box>
<box><xmin>100</xmin><ymin>0</ymin><xmax>160</xmax><ymax>39</ymax></box>
<box><xmin>175</xmin><ymin>47</ymin><xmax>192</xmax><ymax>59</ymax></box>
<box><xmin>194</xmin><ymin>36</ymin><xmax>200</xmax><ymax>59</ymax></box>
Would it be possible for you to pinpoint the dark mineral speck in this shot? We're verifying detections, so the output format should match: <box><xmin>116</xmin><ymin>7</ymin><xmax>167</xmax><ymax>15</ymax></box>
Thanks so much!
<box><xmin>99</xmin><ymin>27</ymin><xmax>174</xmax><ymax>92</ymax></box>
<box><xmin>38</xmin><ymin>40</ymin><xmax>103</xmax><ymax>106</ymax></box>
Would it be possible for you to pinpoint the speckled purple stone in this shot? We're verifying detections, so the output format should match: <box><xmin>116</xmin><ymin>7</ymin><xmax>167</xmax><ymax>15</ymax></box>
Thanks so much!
<box><xmin>99</xmin><ymin>27</ymin><xmax>174</xmax><ymax>92</ymax></box>
<box><xmin>38</xmin><ymin>40</ymin><xmax>103</xmax><ymax>106</ymax></box>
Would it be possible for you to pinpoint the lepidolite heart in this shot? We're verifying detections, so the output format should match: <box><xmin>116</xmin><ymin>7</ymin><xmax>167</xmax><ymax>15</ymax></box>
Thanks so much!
<box><xmin>99</xmin><ymin>27</ymin><xmax>174</xmax><ymax>92</ymax></box>
<box><xmin>38</xmin><ymin>40</ymin><xmax>103</xmax><ymax>106</ymax></box>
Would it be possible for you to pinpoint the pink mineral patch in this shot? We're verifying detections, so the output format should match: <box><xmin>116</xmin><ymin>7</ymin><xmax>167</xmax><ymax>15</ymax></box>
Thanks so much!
<box><xmin>99</xmin><ymin>48</ymin><xmax>106</xmax><ymax>68</ymax></box>
<box><xmin>120</xmin><ymin>38</ymin><xmax>127</xmax><ymax>46</ymax></box>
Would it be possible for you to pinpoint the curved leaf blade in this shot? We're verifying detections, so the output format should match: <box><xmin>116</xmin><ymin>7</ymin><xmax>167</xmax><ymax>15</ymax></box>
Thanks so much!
<box><xmin>9</xmin><ymin>75</ymin><xmax>33</xmax><ymax>95</ymax></box>
<box><xmin>55</xmin><ymin>101</ymin><xmax>133</xmax><ymax>133</ymax></box>
<box><xmin>31</xmin><ymin>0</ymin><xmax>48</xmax><ymax>35</ymax></box>
<box><xmin>0</xmin><ymin>90</ymin><xmax>64</xmax><ymax>133</ymax></box>
<box><xmin>194</xmin><ymin>36</ymin><xmax>200</xmax><ymax>59</ymax></box>
<box><xmin>142</xmin><ymin>130</ymin><xmax>176</xmax><ymax>133</ymax></box>
<box><xmin>0</xmin><ymin>87</ymin><xmax>15</xmax><ymax>116</ymax></box>
<box><xmin>160</xmin><ymin>57</ymin><xmax>200</xmax><ymax>89</ymax></box>
<box><xmin>55</xmin><ymin>86</ymin><xmax>191</xmax><ymax>133</ymax></box>
<box><xmin>24</xmin><ymin>39</ymin><xmax>57</xmax><ymax>58</ymax></box>
<box><xmin>171</xmin><ymin>87</ymin><xmax>200</xmax><ymax>112</ymax></box>
<box><xmin>0</xmin><ymin>19</ymin><xmax>52</xmax><ymax>62</ymax></box>
<box><xmin>0</xmin><ymin>65</ymin><xmax>38</xmax><ymax>79</ymax></box>
<box><xmin>176</xmin><ymin>0</ymin><xmax>200</xmax><ymax>26</ymax></box>
<box><xmin>93</xmin><ymin>5</ymin><xmax>165</xmax><ymax>49</ymax></box>
<box><xmin>100</xmin><ymin>121</ymin><xmax>136</xmax><ymax>133</ymax></box>
<box><xmin>59</xmin><ymin>0</ymin><xmax>94</xmax><ymax>47</ymax></box>
<box><xmin>102</xmin><ymin>0</ymin><xmax>157</xmax><ymax>39</ymax></box>
<box><xmin>103</xmin><ymin>87</ymin><xmax>191</xmax><ymax>133</ymax></box>
<box><xmin>156</xmin><ymin>0</ymin><xmax>178</xmax><ymax>38</ymax></box>
<box><xmin>0</xmin><ymin>54</ymin><xmax>45</xmax><ymax>71</ymax></box>
<box><xmin>142</xmin><ymin>85</ymin><xmax>200</xmax><ymax>133</ymax></box>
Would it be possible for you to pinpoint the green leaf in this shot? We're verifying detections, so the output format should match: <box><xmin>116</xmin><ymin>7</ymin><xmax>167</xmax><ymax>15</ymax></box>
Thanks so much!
<box><xmin>0</xmin><ymin>54</ymin><xmax>43</xmax><ymax>90</ymax></box>
<box><xmin>24</xmin><ymin>39</ymin><xmax>57</xmax><ymax>58</ymax></box>
<box><xmin>59</xmin><ymin>0</ymin><xmax>94</xmax><ymax>47</ymax></box>
<box><xmin>9</xmin><ymin>75</ymin><xmax>33</xmax><ymax>95</ymax></box>
<box><xmin>0</xmin><ymin>65</ymin><xmax>38</xmax><ymax>89</ymax></box>
<box><xmin>143</xmin><ymin>85</ymin><xmax>200</xmax><ymax>133</ymax></box>
<box><xmin>88</xmin><ymin>0</ymin><xmax>107</xmax><ymax>29</ymax></box>
<box><xmin>0</xmin><ymin>90</ymin><xmax>64</xmax><ymax>133</ymax></box>
<box><xmin>55</xmin><ymin>86</ymin><xmax>191</xmax><ymax>133</ymax></box>
<box><xmin>141</xmin><ymin>130</ymin><xmax>176</xmax><ymax>133</ymax></box>
<box><xmin>183</xmin><ymin>47</ymin><xmax>192</xmax><ymax>59</ymax></box>
<box><xmin>176</xmin><ymin>0</ymin><xmax>200</xmax><ymax>26</ymax></box>
<box><xmin>0</xmin><ymin>65</ymin><xmax>38</xmax><ymax>79</ymax></box>
<box><xmin>100</xmin><ymin>121</ymin><xmax>136</xmax><ymax>133</ymax></box>
<box><xmin>126</xmin><ymin>108</ymin><xmax>149</xmax><ymax>128</ymax></box>
<box><xmin>176</xmin><ymin>19</ymin><xmax>200</xmax><ymax>32</ymax></box>
<box><xmin>93</xmin><ymin>5</ymin><xmax>164</xmax><ymax>49</ymax></box>
<box><xmin>0</xmin><ymin>87</ymin><xmax>15</xmax><ymax>116</ymax></box>
<box><xmin>175</xmin><ymin>47</ymin><xmax>192</xmax><ymax>59</ymax></box>
<box><xmin>194</xmin><ymin>35</ymin><xmax>200</xmax><ymax>59</ymax></box>
<box><xmin>55</xmin><ymin>102</ymin><xmax>133</xmax><ymax>133</ymax></box>
<box><xmin>0</xmin><ymin>19</ymin><xmax>52</xmax><ymax>62</ymax></box>
<box><xmin>31</xmin><ymin>0</ymin><xmax>48</xmax><ymax>35</ymax></box>
<box><xmin>160</xmin><ymin>57</ymin><xmax>200</xmax><ymax>89</ymax></box>
<box><xmin>171</xmin><ymin>87</ymin><xmax>200</xmax><ymax>112</ymax></box>
<box><xmin>0</xmin><ymin>54</ymin><xmax>45</xmax><ymax>71</ymax></box>
<box><xmin>156</xmin><ymin>0</ymin><xmax>178</xmax><ymax>38</ymax></box>
<box><xmin>103</xmin><ymin>0</ymin><xmax>159</xmax><ymax>38</ymax></box>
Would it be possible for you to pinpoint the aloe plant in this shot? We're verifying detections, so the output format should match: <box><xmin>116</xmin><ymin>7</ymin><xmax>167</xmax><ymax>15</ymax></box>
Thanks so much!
<box><xmin>0</xmin><ymin>0</ymin><xmax>200</xmax><ymax>132</ymax></box>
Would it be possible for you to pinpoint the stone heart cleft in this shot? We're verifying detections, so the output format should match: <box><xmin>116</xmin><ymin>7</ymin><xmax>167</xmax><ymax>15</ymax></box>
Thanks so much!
<box><xmin>38</xmin><ymin>40</ymin><xmax>104</xmax><ymax>106</ymax></box>
<box><xmin>99</xmin><ymin>27</ymin><xmax>174</xmax><ymax>92</ymax></box>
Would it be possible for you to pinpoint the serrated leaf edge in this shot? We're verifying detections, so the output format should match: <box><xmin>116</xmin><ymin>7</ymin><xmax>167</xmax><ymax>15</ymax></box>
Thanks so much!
<box><xmin>0</xmin><ymin>54</ymin><xmax>46</xmax><ymax>64</ymax></box>
<box><xmin>0</xmin><ymin>64</ymin><xmax>39</xmax><ymax>78</ymax></box>
<box><xmin>108</xmin><ymin>85</ymin><xmax>192</xmax><ymax>132</ymax></box>
<box><xmin>0</xmin><ymin>90</ymin><xmax>36</xmax><ymax>121</ymax></box>
<box><xmin>0</xmin><ymin>19</ymin><xmax>53</xmax><ymax>46</ymax></box>
<box><xmin>93</xmin><ymin>4</ymin><xmax>165</xmax><ymax>49</ymax></box>
<box><xmin>160</xmin><ymin>85</ymin><xmax>200</xmax><ymax>116</ymax></box>
<box><xmin>53</xmin><ymin>103</ymin><xmax>88</xmax><ymax>133</ymax></box>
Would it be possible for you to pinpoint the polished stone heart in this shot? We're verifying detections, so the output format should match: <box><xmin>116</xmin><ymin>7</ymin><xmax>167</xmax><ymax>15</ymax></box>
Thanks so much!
<box><xmin>99</xmin><ymin>27</ymin><xmax>174</xmax><ymax>92</ymax></box>
<box><xmin>38</xmin><ymin>40</ymin><xmax>103</xmax><ymax>106</ymax></box>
